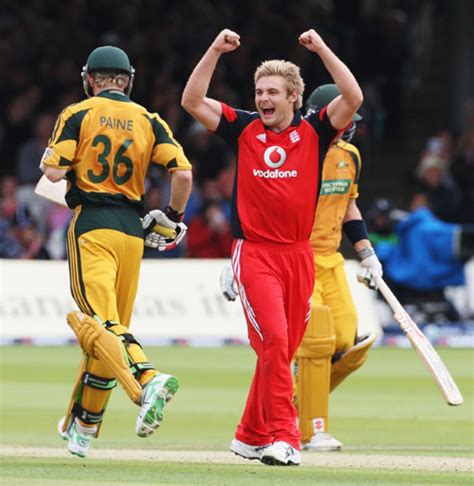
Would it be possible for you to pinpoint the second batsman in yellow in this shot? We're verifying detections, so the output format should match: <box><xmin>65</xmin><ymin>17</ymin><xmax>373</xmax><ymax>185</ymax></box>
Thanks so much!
<box><xmin>294</xmin><ymin>84</ymin><xmax>382</xmax><ymax>451</ymax></box>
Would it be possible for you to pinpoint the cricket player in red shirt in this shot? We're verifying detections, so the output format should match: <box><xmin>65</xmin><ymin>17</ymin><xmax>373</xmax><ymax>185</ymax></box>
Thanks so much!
<box><xmin>182</xmin><ymin>28</ymin><xmax>362</xmax><ymax>466</ymax></box>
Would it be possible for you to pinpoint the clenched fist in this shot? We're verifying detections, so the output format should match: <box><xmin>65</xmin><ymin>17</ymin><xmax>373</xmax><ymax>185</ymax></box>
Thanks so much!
<box><xmin>298</xmin><ymin>29</ymin><xmax>327</xmax><ymax>53</ymax></box>
<box><xmin>211</xmin><ymin>29</ymin><xmax>241</xmax><ymax>54</ymax></box>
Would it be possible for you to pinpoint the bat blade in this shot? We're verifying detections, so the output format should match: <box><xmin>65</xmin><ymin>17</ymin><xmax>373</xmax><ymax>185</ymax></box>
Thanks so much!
<box><xmin>35</xmin><ymin>175</ymin><xmax>67</xmax><ymax>207</ymax></box>
<box><xmin>399</xmin><ymin>314</ymin><xmax>464</xmax><ymax>405</ymax></box>
<box><xmin>376</xmin><ymin>276</ymin><xmax>463</xmax><ymax>406</ymax></box>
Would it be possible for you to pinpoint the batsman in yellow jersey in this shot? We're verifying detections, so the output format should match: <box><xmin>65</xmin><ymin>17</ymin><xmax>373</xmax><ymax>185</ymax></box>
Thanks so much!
<box><xmin>294</xmin><ymin>84</ymin><xmax>382</xmax><ymax>451</ymax></box>
<box><xmin>41</xmin><ymin>45</ymin><xmax>192</xmax><ymax>458</ymax></box>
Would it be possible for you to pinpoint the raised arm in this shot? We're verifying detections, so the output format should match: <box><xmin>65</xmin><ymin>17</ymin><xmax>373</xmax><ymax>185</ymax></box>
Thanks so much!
<box><xmin>181</xmin><ymin>29</ymin><xmax>240</xmax><ymax>131</ymax></box>
<box><xmin>299</xmin><ymin>29</ymin><xmax>363</xmax><ymax>130</ymax></box>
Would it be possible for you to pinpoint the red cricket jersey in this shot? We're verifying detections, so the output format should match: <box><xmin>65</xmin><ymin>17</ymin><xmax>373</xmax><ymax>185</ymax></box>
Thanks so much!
<box><xmin>215</xmin><ymin>103</ymin><xmax>340</xmax><ymax>244</ymax></box>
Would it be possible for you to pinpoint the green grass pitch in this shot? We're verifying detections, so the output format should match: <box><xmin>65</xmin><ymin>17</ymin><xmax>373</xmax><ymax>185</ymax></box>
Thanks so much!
<box><xmin>1</xmin><ymin>345</ymin><xmax>473</xmax><ymax>484</ymax></box>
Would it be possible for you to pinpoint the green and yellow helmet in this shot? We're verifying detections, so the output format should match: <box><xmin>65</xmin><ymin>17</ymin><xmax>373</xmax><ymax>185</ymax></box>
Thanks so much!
<box><xmin>306</xmin><ymin>84</ymin><xmax>362</xmax><ymax>142</ymax></box>
<box><xmin>81</xmin><ymin>46</ymin><xmax>135</xmax><ymax>97</ymax></box>
<box><xmin>306</xmin><ymin>84</ymin><xmax>362</xmax><ymax>122</ymax></box>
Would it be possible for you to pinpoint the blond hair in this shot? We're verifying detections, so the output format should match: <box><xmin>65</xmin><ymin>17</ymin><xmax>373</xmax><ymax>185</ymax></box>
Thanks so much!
<box><xmin>91</xmin><ymin>72</ymin><xmax>130</xmax><ymax>91</ymax></box>
<box><xmin>254</xmin><ymin>60</ymin><xmax>305</xmax><ymax>110</ymax></box>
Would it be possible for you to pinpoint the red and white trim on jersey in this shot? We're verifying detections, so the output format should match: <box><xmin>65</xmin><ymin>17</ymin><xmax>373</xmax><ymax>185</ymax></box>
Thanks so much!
<box><xmin>305</xmin><ymin>295</ymin><xmax>312</xmax><ymax>323</ymax></box>
<box><xmin>232</xmin><ymin>239</ymin><xmax>263</xmax><ymax>341</ymax></box>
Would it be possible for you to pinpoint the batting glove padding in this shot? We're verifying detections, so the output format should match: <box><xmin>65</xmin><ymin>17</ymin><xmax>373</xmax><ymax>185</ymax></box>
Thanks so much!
<box><xmin>142</xmin><ymin>209</ymin><xmax>187</xmax><ymax>251</ymax></box>
<box><xmin>357</xmin><ymin>248</ymin><xmax>383</xmax><ymax>290</ymax></box>
<box><xmin>219</xmin><ymin>263</ymin><xmax>239</xmax><ymax>301</ymax></box>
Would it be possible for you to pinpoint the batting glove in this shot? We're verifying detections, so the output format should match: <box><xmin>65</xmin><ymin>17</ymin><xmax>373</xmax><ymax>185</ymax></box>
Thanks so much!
<box><xmin>219</xmin><ymin>263</ymin><xmax>239</xmax><ymax>301</ymax></box>
<box><xmin>356</xmin><ymin>247</ymin><xmax>383</xmax><ymax>290</ymax></box>
<box><xmin>142</xmin><ymin>208</ymin><xmax>187</xmax><ymax>251</ymax></box>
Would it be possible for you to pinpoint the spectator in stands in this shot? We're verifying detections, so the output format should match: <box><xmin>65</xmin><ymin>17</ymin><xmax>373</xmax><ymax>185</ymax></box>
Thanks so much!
<box><xmin>375</xmin><ymin>191</ymin><xmax>472</xmax><ymax>322</ymax></box>
<box><xmin>187</xmin><ymin>199</ymin><xmax>233</xmax><ymax>258</ymax></box>
<box><xmin>366</xmin><ymin>197</ymin><xmax>404</xmax><ymax>247</ymax></box>
<box><xmin>184</xmin><ymin>121</ymin><xmax>233</xmax><ymax>187</ymax></box>
<box><xmin>451</xmin><ymin>100</ymin><xmax>474</xmax><ymax>223</ymax></box>
<box><xmin>10</xmin><ymin>216</ymin><xmax>50</xmax><ymax>260</ymax></box>
<box><xmin>0</xmin><ymin>176</ymin><xmax>49</xmax><ymax>259</ymax></box>
<box><xmin>16</xmin><ymin>112</ymin><xmax>56</xmax><ymax>186</ymax></box>
<box><xmin>215</xmin><ymin>164</ymin><xmax>235</xmax><ymax>222</ymax></box>
<box><xmin>44</xmin><ymin>202</ymin><xmax>71</xmax><ymax>260</ymax></box>
<box><xmin>3</xmin><ymin>88</ymin><xmax>41</xmax><ymax>176</ymax></box>
<box><xmin>1</xmin><ymin>1</ymin><xmax>448</xmax><ymax>256</ymax></box>
<box><xmin>16</xmin><ymin>112</ymin><xmax>57</xmax><ymax>234</ymax></box>
<box><xmin>0</xmin><ymin>218</ymin><xmax>24</xmax><ymax>258</ymax></box>
<box><xmin>415</xmin><ymin>154</ymin><xmax>463</xmax><ymax>223</ymax></box>
<box><xmin>0</xmin><ymin>175</ymin><xmax>30</xmax><ymax>228</ymax></box>
<box><xmin>0</xmin><ymin>181</ymin><xmax>26</xmax><ymax>258</ymax></box>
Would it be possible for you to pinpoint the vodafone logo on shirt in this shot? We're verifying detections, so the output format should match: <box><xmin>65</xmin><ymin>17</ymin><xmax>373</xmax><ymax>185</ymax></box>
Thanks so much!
<box><xmin>253</xmin><ymin>146</ymin><xmax>298</xmax><ymax>179</ymax></box>
<box><xmin>264</xmin><ymin>146</ymin><xmax>286</xmax><ymax>168</ymax></box>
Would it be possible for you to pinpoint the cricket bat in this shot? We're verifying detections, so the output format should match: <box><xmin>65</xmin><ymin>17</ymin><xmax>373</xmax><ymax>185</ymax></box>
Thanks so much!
<box><xmin>35</xmin><ymin>175</ymin><xmax>67</xmax><ymax>207</ymax></box>
<box><xmin>374</xmin><ymin>276</ymin><xmax>463</xmax><ymax>406</ymax></box>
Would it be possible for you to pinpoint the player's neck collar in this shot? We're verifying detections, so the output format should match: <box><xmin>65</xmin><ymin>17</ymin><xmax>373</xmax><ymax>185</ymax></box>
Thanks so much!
<box><xmin>288</xmin><ymin>110</ymin><xmax>302</xmax><ymax>127</ymax></box>
<box><xmin>97</xmin><ymin>90</ymin><xmax>131</xmax><ymax>102</ymax></box>
<box><xmin>264</xmin><ymin>111</ymin><xmax>302</xmax><ymax>133</ymax></box>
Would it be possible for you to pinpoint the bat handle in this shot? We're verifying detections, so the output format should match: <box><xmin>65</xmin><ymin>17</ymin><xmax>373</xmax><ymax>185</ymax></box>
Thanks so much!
<box><xmin>375</xmin><ymin>277</ymin><xmax>402</xmax><ymax>313</ymax></box>
<box><xmin>374</xmin><ymin>276</ymin><xmax>411</xmax><ymax>331</ymax></box>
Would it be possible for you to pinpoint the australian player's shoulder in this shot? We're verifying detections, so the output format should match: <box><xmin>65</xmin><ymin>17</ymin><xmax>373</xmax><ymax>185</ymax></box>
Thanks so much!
<box><xmin>60</xmin><ymin>100</ymin><xmax>84</xmax><ymax>115</ymax></box>
<box><xmin>130</xmin><ymin>100</ymin><xmax>151</xmax><ymax>115</ymax></box>
<box><xmin>337</xmin><ymin>140</ymin><xmax>360</xmax><ymax>157</ymax></box>
<box><xmin>54</xmin><ymin>101</ymin><xmax>90</xmax><ymax>124</ymax></box>
<box><xmin>143</xmin><ymin>110</ymin><xmax>169</xmax><ymax>129</ymax></box>
<box><xmin>336</xmin><ymin>140</ymin><xmax>361</xmax><ymax>176</ymax></box>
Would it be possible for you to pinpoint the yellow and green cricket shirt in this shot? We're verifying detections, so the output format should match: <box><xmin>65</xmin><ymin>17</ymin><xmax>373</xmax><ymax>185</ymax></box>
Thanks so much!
<box><xmin>310</xmin><ymin>140</ymin><xmax>361</xmax><ymax>256</ymax></box>
<box><xmin>41</xmin><ymin>90</ymin><xmax>191</xmax><ymax>212</ymax></box>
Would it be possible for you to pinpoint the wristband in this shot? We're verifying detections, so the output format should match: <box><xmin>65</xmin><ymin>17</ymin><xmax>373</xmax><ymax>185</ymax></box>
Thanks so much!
<box><xmin>164</xmin><ymin>206</ymin><xmax>184</xmax><ymax>223</ymax></box>
<box><xmin>343</xmin><ymin>219</ymin><xmax>369</xmax><ymax>245</ymax></box>
<box><xmin>357</xmin><ymin>247</ymin><xmax>375</xmax><ymax>260</ymax></box>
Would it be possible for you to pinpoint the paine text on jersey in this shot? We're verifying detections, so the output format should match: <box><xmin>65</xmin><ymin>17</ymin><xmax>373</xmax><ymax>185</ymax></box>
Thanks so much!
<box><xmin>100</xmin><ymin>117</ymin><xmax>134</xmax><ymax>131</ymax></box>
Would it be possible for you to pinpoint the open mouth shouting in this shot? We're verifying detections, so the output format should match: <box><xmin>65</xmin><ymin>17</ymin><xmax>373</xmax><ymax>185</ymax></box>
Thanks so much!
<box><xmin>261</xmin><ymin>107</ymin><xmax>275</xmax><ymax>119</ymax></box>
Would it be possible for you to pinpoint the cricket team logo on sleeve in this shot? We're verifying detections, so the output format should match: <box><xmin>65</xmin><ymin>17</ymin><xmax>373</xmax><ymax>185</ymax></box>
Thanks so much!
<box><xmin>253</xmin><ymin>146</ymin><xmax>297</xmax><ymax>179</ymax></box>
<box><xmin>40</xmin><ymin>147</ymin><xmax>55</xmax><ymax>166</ymax></box>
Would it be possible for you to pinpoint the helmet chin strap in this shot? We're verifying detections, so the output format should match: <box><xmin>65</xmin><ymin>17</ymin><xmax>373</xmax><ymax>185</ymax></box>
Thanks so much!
<box><xmin>81</xmin><ymin>66</ymin><xmax>94</xmax><ymax>98</ymax></box>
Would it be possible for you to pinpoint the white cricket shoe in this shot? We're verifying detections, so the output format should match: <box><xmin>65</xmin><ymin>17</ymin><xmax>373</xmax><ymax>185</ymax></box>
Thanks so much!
<box><xmin>58</xmin><ymin>416</ymin><xmax>95</xmax><ymax>458</ymax></box>
<box><xmin>303</xmin><ymin>432</ymin><xmax>343</xmax><ymax>451</ymax></box>
<box><xmin>136</xmin><ymin>373</ymin><xmax>179</xmax><ymax>438</ymax></box>
<box><xmin>230</xmin><ymin>439</ymin><xmax>271</xmax><ymax>461</ymax></box>
<box><xmin>260</xmin><ymin>441</ymin><xmax>301</xmax><ymax>466</ymax></box>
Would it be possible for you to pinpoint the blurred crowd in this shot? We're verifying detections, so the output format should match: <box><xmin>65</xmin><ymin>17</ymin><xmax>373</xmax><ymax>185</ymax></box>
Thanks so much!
<box><xmin>366</xmin><ymin>104</ymin><xmax>474</xmax><ymax>321</ymax></box>
<box><xmin>2</xmin><ymin>0</ymin><xmax>471</xmax><ymax>272</ymax></box>
<box><xmin>0</xmin><ymin>0</ymin><xmax>437</xmax><ymax>254</ymax></box>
